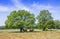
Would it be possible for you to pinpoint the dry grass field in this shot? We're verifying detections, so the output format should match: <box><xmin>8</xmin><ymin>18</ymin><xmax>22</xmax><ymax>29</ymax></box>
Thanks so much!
<box><xmin>0</xmin><ymin>29</ymin><xmax>60</xmax><ymax>39</ymax></box>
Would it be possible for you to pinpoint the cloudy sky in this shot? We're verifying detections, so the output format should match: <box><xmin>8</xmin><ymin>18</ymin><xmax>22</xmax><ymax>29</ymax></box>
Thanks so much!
<box><xmin>0</xmin><ymin>0</ymin><xmax>60</xmax><ymax>26</ymax></box>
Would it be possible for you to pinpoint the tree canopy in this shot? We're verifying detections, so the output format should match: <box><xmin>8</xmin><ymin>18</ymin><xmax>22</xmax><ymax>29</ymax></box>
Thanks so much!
<box><xmin>37</xmin><ymin>10</ymin><xmax>53</xmax><ymax>31</ymax></box>
<box><xmin>5</xmin><ymin>10</ymin><xmax>35</xmax><ymax>29</ymax></box>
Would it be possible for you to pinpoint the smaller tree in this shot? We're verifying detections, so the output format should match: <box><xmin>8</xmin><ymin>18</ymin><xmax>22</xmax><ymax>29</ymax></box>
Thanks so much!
<box><xmin>37</xmin><ymin>10</ymin><xmax>53</xmax><ymax>31</ymax></box>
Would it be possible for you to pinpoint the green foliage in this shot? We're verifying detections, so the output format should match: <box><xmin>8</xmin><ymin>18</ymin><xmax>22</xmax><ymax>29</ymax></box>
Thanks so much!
<box><xmin>53</xmin><ymin>20</ymin><xmax>60</xmax><ymax>29</ymax></box>
<box><xmin>37</xmin><ymin>10</ymin><xmax>53</xmax><ymax>31</ymax></box>
<box><xmin>5</xmin><ymin>9</ymin><xmax>60</xmax><ymax>31</ymax></box>
<box><xmin>5</xmin><ymin>10</ymin><xmax>35</xmax><ymax>29</ymax></box>
<box><xmin>0</xmin><ymin>26</ymin><xmax>5</xmax><ymax>29</ymax></box>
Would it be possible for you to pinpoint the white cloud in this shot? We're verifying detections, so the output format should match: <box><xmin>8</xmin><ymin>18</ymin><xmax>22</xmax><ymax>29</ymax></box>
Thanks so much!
<box><xmin>0</xmin><ymin>6</ymin><xmax>9</xmax><ymax>12</ymax></box>
<box><xmin>0</xmin><ymin>16</ymin><xmax>6</xmax><ymax>26</ymax></box>
<box><xmin>11</xmin><ymin>0</ymin><xmax>30</xmax><ymax>11</ymax></box>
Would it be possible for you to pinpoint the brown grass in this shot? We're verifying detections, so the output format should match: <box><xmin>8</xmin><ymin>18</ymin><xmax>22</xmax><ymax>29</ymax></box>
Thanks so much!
<box><xmin>0</xmin><ymin>29</ymin><xmax>60</xmax><ymax>39</ymax></box>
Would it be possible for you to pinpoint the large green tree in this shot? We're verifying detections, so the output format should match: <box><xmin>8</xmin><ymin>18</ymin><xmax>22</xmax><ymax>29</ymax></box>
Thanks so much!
<box><xmin>5</xmin><ymin>10</ymin><xmax>35</xmax><ymax>32</ymax></box>
<box><xmin>37</xmin><ymin>10</ymin><xmax>53</xmax><ymax>31</ymax></box>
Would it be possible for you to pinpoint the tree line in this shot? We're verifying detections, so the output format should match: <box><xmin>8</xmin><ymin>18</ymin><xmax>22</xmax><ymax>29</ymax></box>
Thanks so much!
<box><xmin>3</xmin><ymin>10</ymin><xmax>60</xmax><ymax>32</ymax></box>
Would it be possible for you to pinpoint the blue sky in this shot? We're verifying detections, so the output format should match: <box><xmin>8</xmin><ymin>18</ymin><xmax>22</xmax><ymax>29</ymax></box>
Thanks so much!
<box><xmin>0</xmin><ymin>0</ymin><xmax>60</xmax><ymax>26</ymax></box>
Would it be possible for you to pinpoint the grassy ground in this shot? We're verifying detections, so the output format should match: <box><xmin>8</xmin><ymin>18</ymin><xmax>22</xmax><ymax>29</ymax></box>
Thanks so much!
<box><xmin>0</xmin><ymin>29</ymin><xmax>60</xmax><ymax>39</ymax></box>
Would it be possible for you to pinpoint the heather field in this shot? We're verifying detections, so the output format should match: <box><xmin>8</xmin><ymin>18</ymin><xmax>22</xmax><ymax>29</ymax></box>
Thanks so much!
<box><xmin>0</xmin><ymin>29</ymin><xmax>60</xmax><ymax>39</ymax></box>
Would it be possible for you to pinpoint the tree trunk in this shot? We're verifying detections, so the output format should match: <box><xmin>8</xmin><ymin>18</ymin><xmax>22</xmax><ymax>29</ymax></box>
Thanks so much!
<box><xmin>43</xmin><ymin>27</ymin><xmax>46</xmax><ymax>31</ymax></box>
<box><xmin>20</xmin><ymin>28</ymin><xmax>23</xmax><ymax>32</ymax></box>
